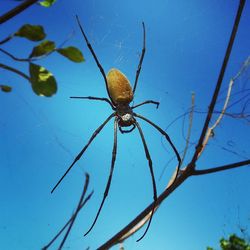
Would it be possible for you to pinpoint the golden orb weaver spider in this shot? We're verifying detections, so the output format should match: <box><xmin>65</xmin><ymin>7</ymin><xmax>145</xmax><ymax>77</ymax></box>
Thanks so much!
<box><xmin>51</xmin><ymin>15</ymin><xmax>181</xmax><ymax>241</ymax></box>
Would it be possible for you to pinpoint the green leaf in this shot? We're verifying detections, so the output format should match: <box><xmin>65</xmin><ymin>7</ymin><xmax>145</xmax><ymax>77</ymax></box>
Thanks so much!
<box><xmin>0</xmin><ymin>85</ymin><xmax>12</xmax><ymax>92</ymax></box>
<box><xmin>220</xmin><ymin>238</ymin><xmax>229</xmax><ymax>249</ymax></box>
<box><xmin>15</xmin><ymin>24</ymin><xmax>46</xmax><ymax>41</ymax></box>
<box><xmin>209</xmin><ymin>234</ymin><xmax>250</xmax><ymax>250</ymax></box>
<box><xmin>30</xmin><ymin>40</ymin><xmax>55</xmax><ymax>58</ymax></box>
<box><xmin>57</xmin><ymin>46</ymin><xmax>84</xmax><ymax>62</ymax></box>
<box><xmin>39</xmin><ymin>0</ymin><xmax>57</xmax><ymax>7</ymax></box>
<box><xmin>29</xmin><ymin>63</ymin><xmax>57</xmax><ymax>97</ymax></box>
<box><xmin>229</xmin><ymin>234</ymin><xmax>246</xmax><ymax>247</ymax></box>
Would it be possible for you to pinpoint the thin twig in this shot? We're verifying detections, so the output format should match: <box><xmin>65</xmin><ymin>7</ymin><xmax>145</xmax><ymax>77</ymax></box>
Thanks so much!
<box><xmin>181</xmin><ymin>92</ymin><xmax>195</xmax><ymax>165</ymax></box>
<box><xmin>159</xmin><ymin>93</ymin><xmax>195</xmax><ymax>180</ymax></box>
<box><xmin>193</xmin><ymin>160</ymin><xmax>250</xmax><ymax>175</ymax></box>
<box><xmin>42</xmin><ymin>173</ymin><xmax>93</xmax><ymax>250</ymax></box>
<box><xmin>197</xmin><ymin>77</ymin><xmax>234</xmax><ymax>157</ymax></box>
<box><xmin>0</xmin><ymin>0</ymin><xmax>39</xmax><ymax>25</ymax></box>
<box><xmin>42</xmin><ymin>192</ymin><xmax>93</xmax><ymax>249</ymax></box>
<box><xmin>0</xmin><ymin>62</ymin><xmax>30</xmax><ymax>81</ymax></box>
<box><xmin>197</xmin><ymin>55</ymin><xmax>250</xmax><ymax>157</ymax></box>
<box><xmin>190</xmin><ymin>0</ymin><xmax>246</xmax><ymax>166</ymax></box>
<box><xmin>0</xmin><ymin>48</ymin><xmax>29</xmax><ymax>62</ymax></box>
<box><xmin>0</xmin><ymin>47</ymin><xmax>62</xmax><ymax>62</ymax></box>
<box><xmin>0</xmin><ymin>34</ymin><xmax>14</xmax><ymax>45</ymax></box>
<box><xmin>58</xmin><ymin>174</ymin><xmax>90</xmax><ymax>250</ymax></box>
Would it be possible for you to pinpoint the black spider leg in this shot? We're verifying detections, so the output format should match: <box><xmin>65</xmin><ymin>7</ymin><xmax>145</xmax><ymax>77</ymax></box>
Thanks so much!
<box><xmin>119</xmin><ymin>124</ymin><xmax>136</xmax><ymax>134</ymax></box>
<box><xmin>84</xmin><ymin>117</ymin><xmax>118</xmax><ymax>236</ymax></box>
<box><xmin>134</xmin><ymin>113</ymin><xmax>181</xmax><ymax>182</ymax></box>
<box><xmin>133</xmin><ymin>21</ymin><xmax>146</xmax><ymax>94</ymax></box>
<box><xmin>132</xmin><ymin>100</ymin><xmax>160</xmax><ymax>109</ymax></box>
<box><xmin>134</xmin><ymin>120</ymin><xmax>157</xmax><ymax>242</ymax></box>
<box><xmin>70</xmin><ymin>96</ymin><xmax>115</xmax><ymax>110</ymax></box>
<box><xmin>76</xmin><ymin>15</ymin><xmax>114</xmax><ymax>105</ymax></box>
<box><xmin>51</xmin><ymin>113</ymin><xmax>115</xmax><ymax>193</ymax></box>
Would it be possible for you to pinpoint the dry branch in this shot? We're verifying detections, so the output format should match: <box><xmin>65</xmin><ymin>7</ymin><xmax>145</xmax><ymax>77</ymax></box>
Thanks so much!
<box><xmin>97</xmin><ymin>1</ymin><xmax>249</xmax><ymax>249</ymax></box>
<box><xmin>0</xmin><ymin>0</ymin><xmax>39</xmax><ymax>25</ymax></box>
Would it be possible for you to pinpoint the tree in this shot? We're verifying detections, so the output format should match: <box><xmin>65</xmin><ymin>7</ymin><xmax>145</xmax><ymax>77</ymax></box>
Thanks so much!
<box><xmin>1</xmin><ymin>1</ymin><xmax>249</xmax><ymax>249</ymax></box>
<box><xmin>207</xmin><ymin>234</ymin><xmax>250</xmax><ymax>250</ymax></box>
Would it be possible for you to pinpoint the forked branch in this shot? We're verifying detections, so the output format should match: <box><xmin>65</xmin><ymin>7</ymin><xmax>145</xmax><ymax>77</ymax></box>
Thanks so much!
<box><xmin>97</xmin><ymin>0</ymin><xmax>249</xmax><ymax>249</ymax></box>
<box><xmin>189</xmin><ymin>0</ymin><xmax>246</xmax><ymax>166</ymax></box>
<box><xmin>42</xmin><ymin>173</ymin><xmax>93</xmax><ymax>250</ymax></box>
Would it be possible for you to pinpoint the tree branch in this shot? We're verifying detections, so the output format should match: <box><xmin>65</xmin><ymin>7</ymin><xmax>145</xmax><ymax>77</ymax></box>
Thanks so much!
<box><xmin>97</xmin><ymin>158</ymin><xmax>250</xmax><ymax>249</ymax></box>
<box><xmin>0</xmin><ymin>48</ymin><xmax>29</xmax><ymax>62</ymax></box>
<box><xmin>190</xmin><ymin>0</ymin><xmax>246</xmax><ymax>166</ymax></box>
<box><xmin>193</xmin><ymin>160</ymin><xmax>250</xmax><ymax>175</ymax></box>
<box><xmin>0</xmin><ymin>0</ymin><xmax>39</xmax><ymax>25</ymax></box>
<box><xmin>0</xmin><ymin>62</ymin><xmax>30</xmax><ymax>81</ymax></box>
<box><xmin>42</xmin><ymin>173</ymin><xmax>93</xmax><ymax>250</ymax></box>
<box><xmin>97</xmin><ymin>170</ymin><xmax>191</xmax><ymax>250</ymax></box>
<box><xmin>97</xmin><ymin>1</ymin><xmax>247</xmax><ymax>248</ymax></box>
<box><xmin>0</xmin><ymin>34</ymin><xmax>14</xmax><ymax>45</ymax></box>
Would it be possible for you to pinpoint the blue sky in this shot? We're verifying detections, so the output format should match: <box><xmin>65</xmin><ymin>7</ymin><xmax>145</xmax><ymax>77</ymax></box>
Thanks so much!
<box><xmin>0</xmin><ymin>1</ymin><xmax>250</xmax><ymax>249</ymax></box>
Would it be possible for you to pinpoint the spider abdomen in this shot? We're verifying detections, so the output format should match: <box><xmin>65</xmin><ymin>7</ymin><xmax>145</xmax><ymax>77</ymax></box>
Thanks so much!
<box><xmin>106</xmin><ymin>68</ymin><xmax>134</xmax><ymax>105</ymax></box>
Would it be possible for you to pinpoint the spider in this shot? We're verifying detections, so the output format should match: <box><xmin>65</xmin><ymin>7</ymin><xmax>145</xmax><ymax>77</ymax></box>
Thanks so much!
<box><xmin>51</xmin><ymin>15</ymin><xmax>181</xmax><ymax>241</ymax></box>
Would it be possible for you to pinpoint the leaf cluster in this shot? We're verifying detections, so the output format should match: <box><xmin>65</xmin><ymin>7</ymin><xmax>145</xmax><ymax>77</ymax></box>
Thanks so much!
<box><xmin>207</xmin><ymin>234</ymin><xmax>250</xmax><ymax>250</ymax></box>
<box><xmin>1</xmin><ymin>23</ymin><xmax>84</xmax><ymax>96</ymax></box>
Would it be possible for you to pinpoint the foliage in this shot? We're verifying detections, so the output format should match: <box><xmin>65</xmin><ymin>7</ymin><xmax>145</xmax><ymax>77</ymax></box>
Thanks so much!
<box><xmin>207</xmin><ymin>234</ymin><xmax>250</xmax><ymax>250</ymax></box>
<box><xmin>39</xmin><ymin>0</ymin><xmax>57</xmax><ymax>7</ymax></box>
<box><xmin>29</xmin><ymin>63</ymin><xmax>57</xmax><ymax>97</ymax></box>
<box><xmin>0</xmin><ymin>85</ymin><xmax>12</xmax><ymax>92</ymax></box>
<box><xmin>0</xmin><ymin>23</ymin><xmax>84</xmax><ymax>97</ymax></box>
<box><xmin>15</xmin><ymin>24</ymin><xmax>46</xmax><ymax>41</ymax></box>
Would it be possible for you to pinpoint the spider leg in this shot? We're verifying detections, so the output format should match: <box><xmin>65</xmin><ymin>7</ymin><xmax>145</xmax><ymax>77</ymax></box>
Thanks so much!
<box><xmin>133</xmin><ymin>22</ymin><xmax>146</xmax><ymax>94</ymax></box>
<box><xmin>134</xmin><ymin>113</ymin><xmax>181</xmax><ymax>182</ymax></box>
<box><xmin>132</xmin><ymin>100</ymin><xmax>160</xmax><ymax>109</ymax></box>
<box><xmin>119</xmin><ymin>123</ymin><xmax>136</xmax><ymax>134</ymax></box>
<box><xmin>84</xmin><ymin>117</ymin><xmax>118</xmax><ymax>236</ymax></box>
<box><xmin>134</xmin><ymin>120</ymin><xmax>157</xmax><ymax>241</ymax></box>
<box><xmin>76</xmin><ymin>15</ymin><xmax>114</xmax><ymax>104</ymax></box>
<box><xmin>51</xmin><ymin>113</ymin><xmax>115</xmax><ymax>194</ymax></box>
<box><xmin>70</xmin><ymin>96</ymin><xmax>115</xmax><ymax>110</ymax></box>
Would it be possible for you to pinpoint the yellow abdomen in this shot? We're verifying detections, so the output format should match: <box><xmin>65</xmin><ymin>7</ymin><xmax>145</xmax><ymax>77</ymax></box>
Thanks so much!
<box><xmin>106</xmin><ymin>68</ymin><xmax>133</xmax><ymax>105</ymax></box>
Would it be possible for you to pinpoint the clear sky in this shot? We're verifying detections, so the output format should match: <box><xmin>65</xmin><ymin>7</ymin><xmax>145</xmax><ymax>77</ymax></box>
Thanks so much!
<box><xmin>0</xmin><ymin>1</ymin><xmax>250</xmax><ymax>250</ymax></box>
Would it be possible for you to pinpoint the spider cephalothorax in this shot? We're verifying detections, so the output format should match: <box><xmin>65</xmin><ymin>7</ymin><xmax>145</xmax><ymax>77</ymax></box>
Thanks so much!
<box><xmin>116</xmin><ymin>104</ymin><xmax>135</xmax><ymax>129</ymax></box>
<box><xmin>51</xmin><ymin>16</ymin><xmax>181</xmax><ymax>241</ymax></box>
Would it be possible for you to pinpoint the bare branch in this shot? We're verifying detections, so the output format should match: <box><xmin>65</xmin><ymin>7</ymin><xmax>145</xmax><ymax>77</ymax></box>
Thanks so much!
<box><xmin>0</xmin><ymin>62</ymin><xmax>30</xmax><ymax>81</ymax></box>
<box><xmin>42</xmin><ymin>173</ymin><xmax>93</xmax><ymax>250</ymax></box>
<box><xmin>57</xmin><ymin>174</ymin><xmax>90</xmax><ymax>250</ymax></box>
<box><xmin>190</xmin><ymin>0</ymin><xmax>246</xmax><ymax>166</ymax></box>
<box><xmin>97</xmin><ymin>157</ymin><xmax>250</xmax><ymax>249</ymax></box>
<box><xmin>0</xmin><ymin>34</ymin><xmax>14</xmax><ymax>45</ymax></box>
<box><xmin>0</xmin><ymin>0</ymin><xmax>39</xmax><ymax>25</ymax></box>
<box><xmin>97</xmin><ymin>170</ymin><xmax>190</xmax><ymax>250</ymax></box>
<box><xmin>193</xmin><ymin>160</ymin><xmax>250</xmax><ymax>175</ymax></box>
<box><xmin>159</xmin><ymin>92</ymin><xmax>195</xmax><ymax>180</ymax></box>
<box><xmin>0</xmin><ymin>48</ymin><xmax>29</xmax><ymax>62</ymax></box>
<box><xmin>197</xmin><ymin>77</ymin><xmax>234</xmax><ymax>157</ymax></box>
<box><xmin>97</xmin><ymin>1</ymin><xmax>247</xmax><ymax>248</ymax></box>
<box><xmin>181</xmin><ymin>92</ymin><xmax>195</xmax><ymax>164</ymax></box>
<box><xmin>0</xmin><ymin>47</ymin><xmax>62</xmax><ymax>63</ymax></box>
